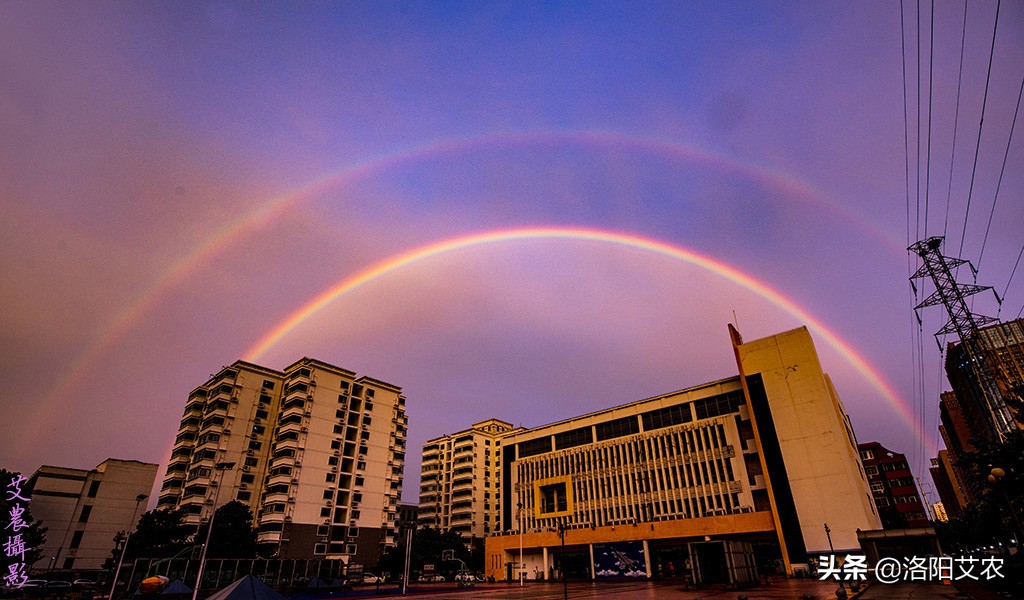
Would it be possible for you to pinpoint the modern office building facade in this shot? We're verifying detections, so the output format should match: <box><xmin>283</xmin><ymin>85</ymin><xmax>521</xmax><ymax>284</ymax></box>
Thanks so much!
<box><xmin>417</xmin><ymin>419</ymin><xmax>518</xmax><ymax>540</ymax></box>
<box><xmin>158</xmin><ymin>358</ymin><xmax>407</xmax><ymax>566</ymax></box>
<box><xmin>484</xmin><ymin>326</ymin><xmax>880</xmax><ymax>584</ymax></box>
<box><xmin>857</xmin><ymin>442</ymin><xmax>929</xmax><ymax>528</ymax></box>
<box><xmin>28</xmin><ymin>459</ymin><xmax>158</xmax><ymax>572</ymax></box>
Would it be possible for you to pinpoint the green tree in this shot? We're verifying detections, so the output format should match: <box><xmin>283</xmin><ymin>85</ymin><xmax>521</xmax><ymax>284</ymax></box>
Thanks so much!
<box><xmin>194</xmin><ymin>501</ymin><xmax>257</xmax><ymax>558</ymax></box>
<box><xmin>936</xmin><ymin>431</ymin><xmax>1024</xmax><ymax>551</ymax></box>
<box><xmin>376</xmin><ymin>528</ymin><xmax>478</xmax><ymax>579</ymax></box>
<box><xmin>1</xmin><ymin>469</ymin><xmax>47</xmax><ymax>572</ymax></box>
<box><xmin>124</xmin><ymin>508</ymin><xmax>191</xmax><ymax>559</ymax></box>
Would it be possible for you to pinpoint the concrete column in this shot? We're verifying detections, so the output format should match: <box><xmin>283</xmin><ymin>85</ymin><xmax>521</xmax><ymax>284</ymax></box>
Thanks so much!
<box><xmin>588</xmin><ymin>544</ymin><xmax>595</xmax><ymax>580</ymax></box>
<box><xmin>642</xmin><ymin>540</ymin><xmax>652</xmax><ymax>579</ymax></box>
<box><xmin>542</xmin><ymin>546</ymin><xmax>549</xmax><ymax>580</ymax></box>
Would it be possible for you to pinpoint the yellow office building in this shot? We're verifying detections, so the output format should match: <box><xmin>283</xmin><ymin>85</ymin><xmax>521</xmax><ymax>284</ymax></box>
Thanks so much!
<box><xmin>485</xmin><ymin>326</ymin><xmax>880</xmax><ymax>584</ymax></box>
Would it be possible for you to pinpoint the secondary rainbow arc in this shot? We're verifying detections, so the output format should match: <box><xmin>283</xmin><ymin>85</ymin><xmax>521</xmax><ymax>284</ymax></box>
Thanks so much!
<box><xmin>244</xmin><ymin>225</ymin><xmax>929</xmax><ymax>455</ymax></box>
<box><xmin>25</xmin><ymin>130</ymin><xmax>904</xmax><ymax>456</ymax></box>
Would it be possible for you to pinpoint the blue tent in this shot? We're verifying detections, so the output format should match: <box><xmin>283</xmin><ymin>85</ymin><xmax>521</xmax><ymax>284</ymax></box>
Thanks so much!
<box><xmin>205</xmin><ymin>576</ymin><xmax>284</xmax><ymax>600</ymax></box>
<box><xmin>161</xmin><ymin>581</ymin><xmax>193</xmax><ymax>595</ymax></box>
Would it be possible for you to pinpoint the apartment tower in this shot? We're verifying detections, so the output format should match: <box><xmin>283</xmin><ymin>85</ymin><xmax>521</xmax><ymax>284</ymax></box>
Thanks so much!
<box><xmin>159</xmin><ymin>358</ymin><xmax>407</xmax><ymax>565</ymax></box>
<box><xmin>417</xmin><ymin>419</ymin><xmax>518</xmax><ymax>540</ymax></box>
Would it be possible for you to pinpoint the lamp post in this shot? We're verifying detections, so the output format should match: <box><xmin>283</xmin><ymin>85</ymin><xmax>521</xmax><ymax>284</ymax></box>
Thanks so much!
<box><xmin>517</xmin><ymin>501</ymin><xmax>524</xmax><ymax>587</ymax></box>
<box><xmin>108</xmin><ymin>494</ymin><xmax>148</xmax><ymax>600</ymax></box>
<box><xmin>192</xmin><ymin>462</ymin><xmax>234</xmax><ymax>600</ymax></box>
<box><xmin>557</xmin><ymin>520</ymin><xmax>567</xmax><ymax>600</ymax></box>
<box><xmin>824</xmin><ymin>524</ymin><xmax>847</xmax><ymax>600</ymax></box>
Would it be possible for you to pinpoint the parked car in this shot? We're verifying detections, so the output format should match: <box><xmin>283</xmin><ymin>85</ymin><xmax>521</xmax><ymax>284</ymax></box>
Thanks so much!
<box><xmin>72</xmin><ymin>580</ymin><xmax>95</xmax><ymax>588</ymax></box>
<box><xmin>20</xmin><ymin>581</ymin><xmax>48</xmax><ymax>589</ymax></box>
<box><xmin>46</xmin><ymin>582</ymin><xmax>73</xmax><ymax>589</ymax></box>
<box><xmin>417</xmin><ymin>574</ymin><xmax>445</xmax><ymax>583</ymax></box>
<box><xmin>360</xmin><ymin>573</ymin><xmax>380</xmax><ymax>584</ymax></box>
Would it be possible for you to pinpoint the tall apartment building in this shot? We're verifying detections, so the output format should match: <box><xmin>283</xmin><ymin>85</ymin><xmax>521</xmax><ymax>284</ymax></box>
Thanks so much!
<box><xmin>930</xmin><ymin>451</ymin><xmax>968</xmax><ymax>519</ymax></box>
<box><xmin>158</xmin><ymin>358</ymin><xmax>407</xmax><ymax>566</ymax></box>
<box><xmin>485</xmin><ymin>326</ymin><xmax>880</xmax><ymax>584</ymax></box>
<box><xmin>417</xmin><ymin>419</ymin><xmax>518</xmax><ymax>540</ymax></box>
<box><xmin>28</xmin><ymin>459</ymin><xmax>158</xmax><ymax>572</ymax></box>
<box><xmin>945</xmin><ymin>319</ymin><xmax>1024</xmax><ymax>444</ymax></box>
<box><xmin>857</xmin><ymin>442</ymin><xmax>929</xmax><ymax>528</ymax></box>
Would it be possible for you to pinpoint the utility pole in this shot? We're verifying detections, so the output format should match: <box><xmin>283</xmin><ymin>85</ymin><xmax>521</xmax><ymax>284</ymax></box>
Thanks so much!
<box><xmin>108</xmin><ymin>494</ymin><xmax>147</xmax><ymax>600</ymax></box>
<box><xmin>192</xmin><ymin>462</ymin><xmax>234</xmax><ymax>600</ymax></box>
<box><xmin>909</xmin><ymin>236</ymin><xmax>1013</xmax><ymax>441</ymax></box>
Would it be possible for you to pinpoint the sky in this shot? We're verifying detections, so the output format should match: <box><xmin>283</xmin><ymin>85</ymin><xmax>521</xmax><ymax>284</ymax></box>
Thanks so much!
<box><xmin>2</xmin><ymin>1</ymin><xmax>1022</xmax><ymax>507</ymax></box>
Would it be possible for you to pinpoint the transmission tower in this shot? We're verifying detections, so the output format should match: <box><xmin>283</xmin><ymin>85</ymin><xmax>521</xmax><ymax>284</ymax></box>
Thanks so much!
<box><xmin>909</xmin><ymin>236</ymin><xmax>1014</xmax><ymax>441</ymax></box>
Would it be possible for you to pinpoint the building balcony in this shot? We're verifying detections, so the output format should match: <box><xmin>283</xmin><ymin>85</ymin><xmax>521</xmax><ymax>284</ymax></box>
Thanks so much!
<box><xmin>454</xmin><ymin>445</ymin><xmax>473</xmax><ymax>455</ymax></box>
<box><xmin>452</xmin><ymin>477</ymin><xmax>473</xmax><ymax>489</ymax></box>
<box><xmin>257</xmin><ymin>531</ymin><xmax>282</xmax><ymax>544</ymax></box>
<box><xmin>264</xmin><ymin>492</ymin><xmax>290</xmax><ymax>505</ymax></box>
<box><xmin>267</xmin><ymin>473</ymin><xmax>295</xmax><ymax>487</ymax></box>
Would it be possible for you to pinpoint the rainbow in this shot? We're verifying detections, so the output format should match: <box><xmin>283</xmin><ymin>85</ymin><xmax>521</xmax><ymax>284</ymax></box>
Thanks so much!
<box><xmin>26</xmin><ymin>130</ymin><xmax>903</xmax><ymax>454</ymax></box>
<box><xmin>244</xmin><ymin>226</ymin><xmax>929</xmax><ymax>454</ymax></box>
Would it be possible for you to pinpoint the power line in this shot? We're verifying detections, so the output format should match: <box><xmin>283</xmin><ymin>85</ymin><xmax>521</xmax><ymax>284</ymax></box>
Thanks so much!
<box><xmin>943</xmin><ymin>0</ymin><xmax>969</xmax><ymax>240</ymax></box>
<box><xmin>921</xmin><ymin>0</ymin><xmax>929</xmax><ymax>241</ymax></box>
<box><xmin>957</xmin><ymin>0</ymin><xmax>1002</xmax><ymax>262</ymax></box>
<box><xmin>1001</xmin><ymin>243</ymin><xmax>1024</xmax><ymax>315</ymax></box>
<box><xmin>901</xmin><ymin>0</ymin><xmax>913</xmax><ymax>252</ymax></box>
<box><xmin>924</xmin><ymin>0</ymin><xmax>935</xmax><ymax>236</ymax></box>
<box><xmin>976</xmin><ymin>74</ymin><xmax>1023</xmax><ymax>273</ymax></box>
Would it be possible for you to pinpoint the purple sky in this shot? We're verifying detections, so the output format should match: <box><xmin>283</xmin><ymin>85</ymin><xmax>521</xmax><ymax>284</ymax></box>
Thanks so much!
<box><xmin>2</xmin><ymin>2</ymin><xmax>1022</xmax><ymax>506</ymax></box>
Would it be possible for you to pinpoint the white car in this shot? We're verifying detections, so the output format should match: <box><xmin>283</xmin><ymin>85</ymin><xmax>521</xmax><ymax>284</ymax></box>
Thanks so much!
<box><xmin>361</xmin><ymin>573</ymin><xmax>380</xmax><ymax>584</ymax></box>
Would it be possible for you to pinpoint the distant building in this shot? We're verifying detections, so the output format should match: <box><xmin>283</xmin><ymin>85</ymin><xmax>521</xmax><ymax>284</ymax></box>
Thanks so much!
<box><xmin>28</xmin><ymin>459</ymin><xmax>158</xmax><ymax>572</ymax></box>
<box><xmin>858</xmin><ymin>442</ymin><xmax>929</xmax><ymax>529</ymax></box>
<box><xmin>396</xmin><ymin>503</ymin><xmax>418</xmax><ymax>541</ymax></box>
<box><xmin>158</xmin><ymin>358</ymin><xmax>407</xmax><ymax>566</ymax></box>
<box><xmin>485</xmin><ymin>326</ymin><xmax>880</xmax><ymax>584</ymax></box>
<box><xmin>929</xmin><ymin>450</ymin><xmax>969</xmax><ymax>519</ymax></box>
<box><xmin>418</xmin><ymin>419</ymin><xmax>519</xmax><ymax>539</ymax></box>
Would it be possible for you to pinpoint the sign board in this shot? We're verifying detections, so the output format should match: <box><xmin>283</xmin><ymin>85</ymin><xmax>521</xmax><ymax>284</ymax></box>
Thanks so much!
<box><xmin>442</xmin><ymin>549</ymin><xmax>455</xmax><ymax>561</ymax></box>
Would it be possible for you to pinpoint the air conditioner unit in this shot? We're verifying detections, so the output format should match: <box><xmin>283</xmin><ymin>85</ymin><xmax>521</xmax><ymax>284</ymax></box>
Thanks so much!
<box><xmin>301</xmin><ymin>427</ymin><xmax>308</xmax><ymax>433</ymax></box>
<box><xmin>287</xmin><ymin>497</ymin><xmax>295</xmax><ymax>503</ymax></box>
<box><xmin>295</xmin><ymin>461</ymin><xmax>301</xmax><ymax>466</ymax></box>
<box><xmin>224</xmin><ymin>429</ymin><xmax>231</xmax><ymax>435</ymax></box>
<box><xmin>333</xmin><ymin>450</ymin><xmax>340</xmax><ymax>456</ymax></box>
<box><xmin>242</xmin><ymin>465</ymin><xmax>250</xmax><ymax>472</ymax></box>
<box><xmin>254</xmin><ymin>418</ymin><xmax>262</xmax><ymax>424</ymax></box>
<box><xmin>291</xmin><ymin>478</ymin><xmax>299</xmax><ymax>484</ymax></box>
<box><xmin>284</xmin><ymin>516</ymin><xmax>292</xmax><ymax>521</ymax></box>
<box><xmin>304</xmin><ymin>410</ymin><xmax>312</xmax><ymax>416</ymax></box>
<box><xmin>326</xmin><ymin>500</ymin><xmax>333</xmax><ymax>506</ymax></box>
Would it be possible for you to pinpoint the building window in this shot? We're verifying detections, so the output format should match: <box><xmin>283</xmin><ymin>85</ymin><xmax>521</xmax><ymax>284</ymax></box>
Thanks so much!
<box><xmin>860</xmin><ymin>450</ymin><xmax>874</xmax><ymax>461</ymax></box>
<box><xmin>320</xmin><ymin>507</ymin><xmax>331</xmax><ymax>517</ymax></box>
<box><xmin>314</xmin><ymin>543</ymin><xmax>327</xmax><ymax>555</ymax></box>
<box><xmin>864</xmin><ymin>465</ymin><xmax>878</xmax><ymax>476</ymax></box>
<box><xmin>87</xmin><ymin>481</ymin><xmax>100</xmax><ymax>498</ymax></box>
<box><xmin>241</xmin><ymin>474</ymin><xmax>255</xmax><ymax>484</ymax></box>
<box><xmin>63</xmin><ymin>558</ymin><xmax>75</xmax><ymax>570</ymax></box>
<box><xmin>262</xmin><ymin>380</ymin><xmax>275</xmax><ymax>390</ymax></box>
<box><xmin>237</xmin><ymin>491</ymin><xmax>251</xmax><ymax>502</ymax></box>
<box><xmin>870</xmin><ymin>481</ymin><xmax>885</xmax><ymax>493</ymax></box>
<box><xmin>326</xmin><ymin>474</ymin><xmax>336</xmax><ymax>483</ymax></box>
<box><xmin>79</xmin><ymin>505</ymin><xmax>92</xmax><ymax>523</ymax></box>
<box><xmin>69</xmin><ymin>531</ymin><xmax>84</xmax><ymax>549</ymax></box>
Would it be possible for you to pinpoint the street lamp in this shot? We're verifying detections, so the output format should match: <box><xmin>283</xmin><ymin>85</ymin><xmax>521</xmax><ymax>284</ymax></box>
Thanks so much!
<box><xmin>517</xmin><ymin>501</ymin><xmax>524</xmax><ymax>587</ymax></box>
<box><xmin>988</xmin><ymin>467</ymin><xmax>1023</xmax><ymax>544</ymax></box>
<box><xmin>556</xmin><ymin>520</ymin><xmax>567</xmax><ymax>600</ymax></box>
<box><xmin>108</xmin><ymin>494</ymin><xmax>148</xmax><ymax>600</ymax></box>
<box><xmin>192</xmin><ymin>462</ymin><xmax>235</xmax><ymax>600</ymax></box>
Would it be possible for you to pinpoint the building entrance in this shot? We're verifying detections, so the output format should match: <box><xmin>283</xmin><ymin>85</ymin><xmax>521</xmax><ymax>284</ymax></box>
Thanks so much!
<box><xmin>690</xmin><ymin>541</ymin><xmax>728</xmax><ymax>584</ymax></box>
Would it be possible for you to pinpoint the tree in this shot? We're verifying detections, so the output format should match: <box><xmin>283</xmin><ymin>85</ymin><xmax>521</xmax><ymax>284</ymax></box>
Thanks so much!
<box><xmin>1</xmin><ymin>469</ymin><xmax>47</xmax><ymax>573</ymax></box>
<box><xmin>124</xmin><ymin>508</ymin><xmax>191</xmax><ymax>559</ymax></box>
<box><xmin>194</xmin><ymin>501</ymin><xmax>257</xmax><ymax>559</ymax></box>
<box><xmin>376</xmin><ymin>528</ymin><xmax>478</xmax><ymax>579</ymax></box>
